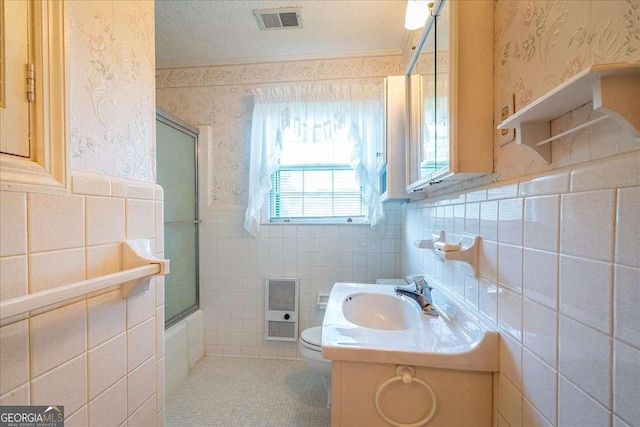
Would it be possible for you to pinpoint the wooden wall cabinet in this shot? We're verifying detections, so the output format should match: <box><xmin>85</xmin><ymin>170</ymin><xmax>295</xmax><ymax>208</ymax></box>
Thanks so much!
<box><xmin>406</xmin><ymin>0</ymin><xmax>494</xmax><ymax>193</ymax></box>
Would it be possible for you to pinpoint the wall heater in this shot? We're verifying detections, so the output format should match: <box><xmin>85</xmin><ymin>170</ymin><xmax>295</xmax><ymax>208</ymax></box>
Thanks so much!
<box><xmin>264</xmin><ymin>277</ymin><xmax>299</xmax><ymax>341</ymax></box>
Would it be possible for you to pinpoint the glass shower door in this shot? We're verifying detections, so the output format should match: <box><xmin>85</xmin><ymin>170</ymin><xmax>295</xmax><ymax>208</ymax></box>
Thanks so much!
<box><xmin>156</xmin><ymin>109</ymin><xmax>199</xmax><ymax>327</ymax></box>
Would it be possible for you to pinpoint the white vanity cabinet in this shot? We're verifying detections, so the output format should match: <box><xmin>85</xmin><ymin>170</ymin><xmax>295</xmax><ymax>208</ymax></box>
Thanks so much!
<box><xmin>406</xmin><ymin>0</ymin><xmax>494</xmax><ymax>193</ymax></box>
<box><xmin>331</xmin><ymin>361</ymin><xmax>492</xmax><ymax>426</ymax></box>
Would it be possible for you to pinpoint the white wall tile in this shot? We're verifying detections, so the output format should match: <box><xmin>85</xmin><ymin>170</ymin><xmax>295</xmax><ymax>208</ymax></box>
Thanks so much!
<box><xmin>523</xmin><ymin>298</ymin><xmax>557</xmax><ymax>367</ymax></box>
<box><xmin>129</xmin><ymin>395</ymin><xmax>156</xmax><ymax>427</ymax></box>
<box><xmin>561</xmin><ymin>190</ymin><xmax>615</xmax><ymax>262</ymax></box>
<box><xmin>126</xmin><ymin>285</ymin><xmax>156</xmax><ymax>328</ymax></box>
<box><xmin>479</xmin><ymin>279</ymin><xmax>498</xmax><ymax>322</ymax></box>
<box><xmin>0</xmin><ymin>191</ymin><xmax>27</xmax><ymax>256</ymax></box>
<box><xmin>522</xmin><ymin>398</ymin><xmax>553</xmax><ymax>427</ymax></box>
<box><xmin>0</xmin><ymin>320</ymin><xmax>29</xmax><ymax>395</ymax></box>
<box><xmin>614</xmin><ymin>341</ymin><xmax>640</xmax><ymax>426</ymax></box>
<box><xmin>498</xmin><ymin>287</ymin><xmax>522</xmax><ymax>342</ymax></box>
<box><xmin>89</xmin><ymin>378</ymin><xmax>127</xmax><ymax>427</ymax></box>
<box><xmin>32</xmin><ymin>354</ymin><xmax>87</xmax><ymax>415</ymax></box>
<box><xmin>614</xmin><ymin>416</ymin><xmax>632</xmax><ymax>427</ymax></box>
<box><xmin>500</xmin><ymin>331</ymin><xmax>523</xmax><ymax>391</ymax></box>
<box><xmin>28</xmin><ymin>193</ymin><xmax>84</xmax><ymax>253</ymax></box>
<box><xmin>0</xmin><ymin>255</ymin><xmax>28</xmax><ymax>300</ymax></box>
<box><xmin>524</xmin><ymin>195</ymin><xmax>560</xmax><ymax>252</ymax></box>
<box><xmin>571</xmin><ymin>151</ymin><xmax>640</xmax><ymax>193</ymax></box>
<box><xmin>112</xmin><ymin>178</ymin><xmax>155</xmax><ymax>200</ymax></box>
<box><xmin>519</xmin><ymin>169</ymin><xmax>570</xmax><ymax>197</ymax></box>
<box><xmin>64</xmin><ymin>406</ymin><xmax>87</xmax><ymax>427</ymax></box>
<box><xmin>157</xmin><ymin>306</ymin><xmax>165</xmax><ymax>359</ymax></box>
<box><xmin>559</xmin><ymin>255</ymin><xmax>612</xmax><ymax>334</ymax></box>
<box><xmin>157</xmin><ymin>408</ymin><xmax>166</xmax><ymax>427</ymax></box>
<box><xmin>155</xmin><ymin>200</ymin><xmax>165</xmax><ymax>254</ymax></box>
<box><xmin>128</xmin><ymin>318</ymin><xmax>156</xmax><ymax>372</ymax></box>
<box><xmin>464</xmin><ymin>274</ymin><xmax>479</xmax><ymax>308</ymax></box>
<box><xmin>86</xmin><ymin>243</ymin><xmax>122</xmax><ymax>279</ymax></box>
<box><xmin>126</xmin><ymin>199</ymin><xmax>156</xmax><ymax>239</ymax></box>
<box><xmin>156</xmin><ymin>357</ymin><xmax>165</xmax><ymax>412</ymax></box>
<box><xmin>0</xmin><ymin>383</ymin><xmax>29</xmax><ymax>405</ymax></box>
<box><xmin>465</xmin><ymin>202</ymin><xmax>480</xmax><ymax>235</ymax></box>
<box><xmin>523</xmin><ymin>249</ymin><xmax>558</xmax><ymax>310</ymax></box>
<box><xmin>85</xmin><ymin>196</ymin><xmax>125</xmax><ymax>246</ymax></box>
<box><xmin>615</xmin><ymin>187</ymin><xmax>640</xmax><ymax>268</ymax></box>
<box><xmin>498</xmin><ymin>198</ymin><xmax>523</xmax><ymax>245</ymax></box>
<box><xmin>559</xmin><ymin>315</ymin><xmax>611</xmax><ymax>408</ymax></box>
<box><xmin>71</xmin><ymin>172</ymin><xmax>111</xmax><ymax>196</ymax></box>
<box><xmin>489</xmin><ymin>184</ymin><xmax>519</xmax><ymax>200</ymax></box>
<box><xmin>523</xmin><ymin>349</ymin><xmax>557</xmax><ymax>423</ymax></box>
<box><xmin>127</xmin><ymin>356</ymin><xmax>156</xmax><ymax>415</ymax></box>
<box><xmin>29</xmin><ymin>248</ymin><xmax>85</xmax><ymax>293</ymax></box>
<box><xmin>498</xmin><ymin>243</ymin><xmax>523</xmax><ymax>293</ymax></box>
<box><xmin>558</xmin><ymin>376</ymin><xmax>611</xmax><ymax>427</ymax></box>
<box><xmin>88</xmin><ymin>290</ymin><xmax>126</xmax><ymax>349</ymax></box>
<box><xmin>480</xmin><ymin>201</ymin><xmax>498</xmax><ymax>241</ymax></box>
<box><xmin>614</xmin><ymin>265</ymin><xmax>640</xmax><ymax>348</ymax></box>
<box><xmin>480</xmin><ymin>240</ymin><xmax>498</xmax><ymax>282</ymax></box>
<box><xmin>31</xmin><ymin>301</ymin><xmax>86</xmax><ymax>377</ymax></box>
<box><xmin>88</xmin><ymin>333</ymin><xmax>126</xmax><ymax>399</ymax></box>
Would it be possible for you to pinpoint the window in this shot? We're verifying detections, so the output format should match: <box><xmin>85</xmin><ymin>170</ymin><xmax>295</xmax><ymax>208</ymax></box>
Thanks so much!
<box><xmin>269</xmin><ymin>120</ymin><xmax>365</xmax><ymax>221</ymax></box>
<box><xmin>244</xmin><ymin>85</ymin><xmax>385</xmax><ymax>237</ymax></box>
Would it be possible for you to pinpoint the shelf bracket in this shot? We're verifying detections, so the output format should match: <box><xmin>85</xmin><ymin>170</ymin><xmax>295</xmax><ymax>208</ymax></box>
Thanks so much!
<box><xmin>122</xmin><ymin>239</ymin><xmax>170</xmax><ymax>298</ymax></box>
<box><xmin>593</xmin><ymin>74</ymin><xmax>640</xmax><ymax>137</ymax></box>
<box><xmin>517</xmin><ymin>122</ymin><xmax>552</xmax><ymax>164</ymax></box>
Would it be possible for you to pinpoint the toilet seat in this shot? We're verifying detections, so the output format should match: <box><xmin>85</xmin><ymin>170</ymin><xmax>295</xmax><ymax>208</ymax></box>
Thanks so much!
<box><xmin>300</xmin><ymin>326</ymin><xmax>322</xmax><ymax>352</ymax></box>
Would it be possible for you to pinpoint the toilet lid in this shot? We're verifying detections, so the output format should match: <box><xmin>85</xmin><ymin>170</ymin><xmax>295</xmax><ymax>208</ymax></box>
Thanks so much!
<box><xmin>300</xmin><ymin>326</ymin><xmax>322</xmax><ymax>349</ymax></box>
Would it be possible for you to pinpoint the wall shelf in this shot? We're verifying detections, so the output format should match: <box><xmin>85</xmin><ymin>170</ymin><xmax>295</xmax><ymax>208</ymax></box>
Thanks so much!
<box><xmin>497</xmin><ymin>62</ymin><xmax>640</xmax><ymax>164</ymax></box>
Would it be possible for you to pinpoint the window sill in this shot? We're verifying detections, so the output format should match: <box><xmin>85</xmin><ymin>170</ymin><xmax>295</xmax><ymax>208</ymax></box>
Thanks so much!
<box><xmin>268</xmin><ymin>217</ymin><xmax>368</xmax><ymax>225</ymax></box>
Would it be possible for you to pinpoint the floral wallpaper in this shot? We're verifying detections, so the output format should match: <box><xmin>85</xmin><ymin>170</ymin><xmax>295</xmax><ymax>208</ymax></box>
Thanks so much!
<box><xmin>156</xmin><ymin>56</ymin><xmax>403</xmax><ymax>205</ymax></box>
<box><xmin>69</xmin><ymin>0</ymin><xmax>156</xmax><ymax>182</ymax></box>
<box><xmin>494</xmin><ymin>0</ymin><xmax>640</xmax><ymax>180</ymax></box>
<box><xmin>158</xmin><ymin>1</ymin><xmax>639</xmax><ymax>200</ymax></box>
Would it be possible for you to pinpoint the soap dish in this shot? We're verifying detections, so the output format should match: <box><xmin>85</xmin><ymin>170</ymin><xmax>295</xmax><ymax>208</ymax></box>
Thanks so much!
<box><xmin>434</xmin><ymin>235</ymin><xmax>481</xmax><ymax>278</ymax></box>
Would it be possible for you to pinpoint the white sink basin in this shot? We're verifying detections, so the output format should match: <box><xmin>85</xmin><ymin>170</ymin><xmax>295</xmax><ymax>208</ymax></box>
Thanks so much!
<box><xmin>342</xmin><ymin>292</ymin><xmax>420</xmax><ymax>330</ymax></box>
<box><xmin>321</xmin><ymin>282</ymin><xmax>499</xmax><ymax>372</ymax></box>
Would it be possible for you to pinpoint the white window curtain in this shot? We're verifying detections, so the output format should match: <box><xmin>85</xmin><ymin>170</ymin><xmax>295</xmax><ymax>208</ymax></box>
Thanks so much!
<box><xmin>244</xmin><ymin>84</ymin><xmax>385</xmax><ymax>237</ymax></box>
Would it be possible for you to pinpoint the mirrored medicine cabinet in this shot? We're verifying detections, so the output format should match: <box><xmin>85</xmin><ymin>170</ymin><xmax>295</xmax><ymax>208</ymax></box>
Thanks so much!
<box><xmin>405</xmin><ymin>0</ymin><xmax>494</xmax><ymax>193</ymax></box>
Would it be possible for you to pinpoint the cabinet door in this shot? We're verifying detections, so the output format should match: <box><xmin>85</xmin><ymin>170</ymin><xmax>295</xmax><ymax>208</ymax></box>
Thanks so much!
<box><xmin>433</xmin><ymin>0</ymin><xmax>450</xmax><ymax>179</ymax></box>
<box><xmin>0</xmin><ymin>0</ymin><xmax>31</xmax><ymax>158</ymax></box>
<box><xmin>407</xmin><ymin>20</ymin><xmax>436</xmax><ymax>188</ymax></box>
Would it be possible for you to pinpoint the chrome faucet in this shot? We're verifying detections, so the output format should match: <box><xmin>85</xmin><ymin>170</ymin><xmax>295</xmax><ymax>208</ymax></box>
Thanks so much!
<box><xmin>395</xmin><ymin>276</ymin><xmax>438</xmax><ymax>317</ymax></box>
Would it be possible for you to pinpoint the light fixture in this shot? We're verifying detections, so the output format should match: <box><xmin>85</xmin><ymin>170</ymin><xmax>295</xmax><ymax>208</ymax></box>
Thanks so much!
<box><xmin>404</xmin><ymin>0</ymin><xmax>430</xmax><ymax>30</ymax></box>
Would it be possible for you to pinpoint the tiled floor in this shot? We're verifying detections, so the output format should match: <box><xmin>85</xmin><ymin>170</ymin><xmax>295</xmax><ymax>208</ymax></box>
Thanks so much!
<box><xmin>166</xmin><ymin>356</ymin><xmax>331</xmax><ymax>427</ymax></box>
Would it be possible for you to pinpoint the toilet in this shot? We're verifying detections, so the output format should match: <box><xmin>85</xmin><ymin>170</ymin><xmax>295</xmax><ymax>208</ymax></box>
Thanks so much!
<box><xmin>299</xmin><ymin>325</ymin><xmax>332</xmax><ymax>407</ymax></box>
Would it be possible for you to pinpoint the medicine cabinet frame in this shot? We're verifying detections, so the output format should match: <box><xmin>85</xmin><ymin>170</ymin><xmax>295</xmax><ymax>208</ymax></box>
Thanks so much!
<box><xmin>0</xmin><ymin>0</ymin><xmax>68</xmax><ymax>193</ymax></box>
<box><xmin>405</xmin><ymin>0</ymin><xmax>494</xmax><ymax>194</ymax></box>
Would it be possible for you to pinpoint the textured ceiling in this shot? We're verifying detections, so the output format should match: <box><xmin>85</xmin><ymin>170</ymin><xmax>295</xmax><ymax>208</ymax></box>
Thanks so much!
<box><xmin>155</xmin><ymin>0</ymin><xmax>407</xmax><ymax>69</ymax></box>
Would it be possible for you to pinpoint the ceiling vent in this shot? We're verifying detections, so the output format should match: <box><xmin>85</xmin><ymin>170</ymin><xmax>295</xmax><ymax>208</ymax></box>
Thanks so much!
<box><xmin>253</xmin><ymin>8</ymin><xmax>303</xmax><ymax>30</ymax></box>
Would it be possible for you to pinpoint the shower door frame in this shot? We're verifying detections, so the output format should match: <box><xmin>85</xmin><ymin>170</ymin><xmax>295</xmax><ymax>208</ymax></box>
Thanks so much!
<box><xmin>156</xmin><ymin>107</ymin><xmax>201</xmax><ymax>328</ymax></box>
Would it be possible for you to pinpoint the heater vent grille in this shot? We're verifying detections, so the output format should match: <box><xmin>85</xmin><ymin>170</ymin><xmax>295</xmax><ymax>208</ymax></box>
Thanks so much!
<box><xmin>253</xmin><ymin>8</ymin><xmax>302</xmax><ymax>30</ymax></box>
<box><xmin>264</xmin><ymin>277</ymin><xmax>299</xmax><ymax>341</ymax></box>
